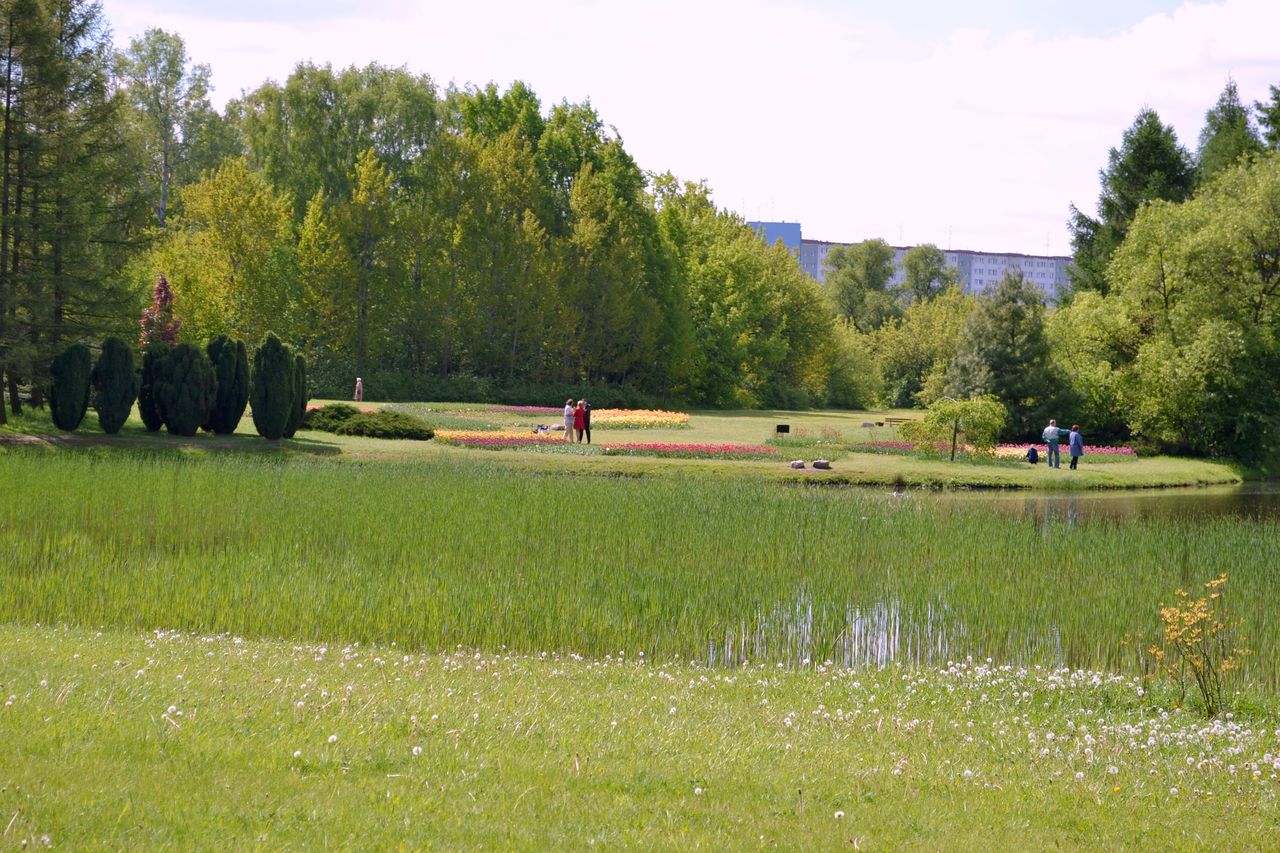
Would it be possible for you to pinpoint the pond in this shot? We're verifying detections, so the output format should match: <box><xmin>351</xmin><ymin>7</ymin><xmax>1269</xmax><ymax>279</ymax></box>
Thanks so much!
<box><xmin>918</xmin><ymin>481</ymin><xmax>1280</xmax><ymax>522</ymax></box>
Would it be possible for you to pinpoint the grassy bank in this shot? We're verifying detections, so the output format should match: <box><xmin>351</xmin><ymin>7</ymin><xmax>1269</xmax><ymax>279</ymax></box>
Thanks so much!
<box><xmin>0</xmin><ymin>400</ymin><xmax>1246</xmax><ymax>489</ymax></box>
<box><xmin>2</xmin><ymin>450</ymin><xmax>1276</xmax><ymax>686</ymax></box>
<box><xmin>1</xmin><ymin>625</ymin><xmax>1276</xmax><ymax>849</ymax></box>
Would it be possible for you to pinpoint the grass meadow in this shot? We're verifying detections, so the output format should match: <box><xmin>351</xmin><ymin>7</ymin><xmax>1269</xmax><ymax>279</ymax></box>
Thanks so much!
<box><xmin>2</xmin><ymin>625</ymin><xmax>1278</xmax><ymax>848</ymax></box>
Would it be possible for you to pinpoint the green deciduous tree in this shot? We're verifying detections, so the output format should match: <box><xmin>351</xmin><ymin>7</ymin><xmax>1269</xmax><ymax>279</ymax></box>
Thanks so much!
<box><xmin>898</xmin><ymin>244</ymin><xmax>956</xmax><ymax>305</ymax></box>
<box><xmin>115</xmin><ymin>28</ymin><xmax>217</xmax><ymax>227</ymax></box>
<box><xmin>947</xmin><ymin>271</ymin><xmax>1056</xmax><ymax>438</ymax></box>
<box><xmin>90</xmin><ymin>335</ymin><xmax>135</xmax><ymax>433</ymax></box>
<box><xmin>871</xmin><ymin>286</ymin><xmax>975</xmax><ymax>407</ymax></box>
<box><xmin>824</xmin><ymin>239</ymin><xmax>899</xmax><ymax>331</ymax></box>
<box><xmin>1107</xmin><ymin>152</ymin><xmax>1280</xmax><ymax>461</ymax></box>
<box><xmin>900</xmin><ymin>395</ymin><xmax>1006</xmax><ymax>461</ymax></box>
<box><xmin>48</xmin><ymin>341</ymin><xmax>90</xmax><ymax>430</ymax></box>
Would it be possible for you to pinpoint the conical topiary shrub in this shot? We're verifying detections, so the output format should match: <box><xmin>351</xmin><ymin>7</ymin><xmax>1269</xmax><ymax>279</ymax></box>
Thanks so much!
<box><xmin>204</xmin><ymin>334</ymin><xmax>250</xmax><ymax>434</ymax></box>
<box><xmin>137</xmin><ymin>343</ymin><xmax>167</xmax><ymax>432</ymax></box>
<box><xmin>50</xmin><ymin>343</ymin><xmax>92</xmax><ymax>431</ymax></box>
<box><xmin>250</xmin><ymin>333</ymin><xmax>294</xmax><ymax>440</ymax></box>
<box><xmin>154</xmin><ymin>343</ymin><xmax>217</xmax><ymax>437</ymax></box>
<box><xmin>282</xmin><ymin>354</ymin><xmax>308</xmax><ymax>439</ymax></box>
<box><xmin>91</xmin><ymin>337</ymin><xmax>136</xmax><ymax>434</ymax></box>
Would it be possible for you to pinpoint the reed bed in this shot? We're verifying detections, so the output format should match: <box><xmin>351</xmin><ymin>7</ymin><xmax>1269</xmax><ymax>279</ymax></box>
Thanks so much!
<box><xmin>3</xmin><ymin>450</ymin><xmax>1277</xmax><ymax>688</ymax></box>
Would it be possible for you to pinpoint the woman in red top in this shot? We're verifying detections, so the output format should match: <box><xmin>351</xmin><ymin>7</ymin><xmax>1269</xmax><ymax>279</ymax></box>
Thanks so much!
<box><xmin>573</xmin><ymin>400</ymin><xmax>586</xmax><ymax>443</ymax></box>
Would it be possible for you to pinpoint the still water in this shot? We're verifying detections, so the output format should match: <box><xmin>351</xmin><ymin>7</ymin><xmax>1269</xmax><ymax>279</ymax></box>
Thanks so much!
<box><xmin>917</xmin><ymin>481</ymin><xmax>1280</xmax><ymax>522</ymax></box>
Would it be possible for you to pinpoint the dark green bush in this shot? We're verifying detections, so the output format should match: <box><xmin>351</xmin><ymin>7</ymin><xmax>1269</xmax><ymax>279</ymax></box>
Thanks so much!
<box><xmin>137</xmin><ymin>343</ymin><xmax>168</xmax><ymax>432</ymax></box>
<box><xmin>333</xmin><ymin>409</ymin><xmax>434</xmax><ymax>440</ymax></box>
<box><xmin>154</xmin><ymin>343</ymin><xmax>217</xmax><ymax>437</ymax></box>
<box><xmin>49</xmin><ymin>343</ymin><xmax>92</xmax><ymax>431</ymax></box>
<box><xmin>283</xmin><ymin>354</ymin><xmax>307</xmax><ymax>439</ymax></box>
<box><xmin>204</xmin><ymin>335</ymin><xmax>249</xmax><ymax>434</ymax></box>
<box><xmin>250</xmin><ymin>333</ymin><xmax>295</xmax><ymax>440</ymax></box>
<box><xmin>91</xmin><ymin>337</ymin><xmax>136</xmax><ymax>434</ymax></box>
<box><xmin>301</xmin><ymin>403</ymin><xmax>361</xmax><ymax>432</ymax></box>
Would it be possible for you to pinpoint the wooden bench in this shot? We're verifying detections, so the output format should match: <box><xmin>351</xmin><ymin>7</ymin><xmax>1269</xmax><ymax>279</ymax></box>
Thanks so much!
<box><xmin>884</xmin><ymin>417</ymin><xmax>910</xmax><ymax>427</ymax></box>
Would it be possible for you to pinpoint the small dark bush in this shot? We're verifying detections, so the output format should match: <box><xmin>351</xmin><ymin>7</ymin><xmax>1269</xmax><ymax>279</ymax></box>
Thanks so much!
<box><xmin>250</xmin><ymin>333</ymin><xmax>295</xmax><ymax>440</ymax></box>
<box><xmin>283</xmin><ymin>354</ymin><xmax>308</xmax><ymax>439</ymax></box>
<box><xmin>154</xmin><ymin>343</ymin><xmax>217</xmax><ymax>436</ymax></box>
<box><xmin>50</xmin><ymin>343</ymin><xmax>92</xmax><ymax>431</ymax></box>
<box><xmin>301</xmin><ymin>403</ymin><xmax>361</xmax><ymax>432</ymax></box>
<box><xmin>204</xmin><ymin>335</ymin><xmax>249</xmax><ymax>434</ymax></box>
<box><xmin>91</xmin><ymin>337</ymin><xmax>136</xmax><ymax>434</ymax></box>
<box><xmin>333</xmin><ymin>409</ymin><xmax>434</xmax><ymax>440</ymax></box>
<box><xmin>137</xmin><ymin>343</ymin><xmax>168</xmax><ymax>432</ymax></box>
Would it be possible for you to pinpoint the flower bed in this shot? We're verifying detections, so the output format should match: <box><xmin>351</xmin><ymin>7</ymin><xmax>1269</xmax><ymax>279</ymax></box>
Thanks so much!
<box><xmin>435</xmin><ymin>429</ymin><xmax>566</xmax><ymax>449</ymax></box>
<box><xmin>601</xmin><ymin>442</ymin><xmax>775</xmax><ymax>460</ymax></box>
<box><xmin>489</xmin><ymin>405</ymin><xmax>562</xmax><ymax>415</ymax></box>
<box><xmin>592</xmin><ymin>409</ymin><xmax>689</xmax><ymax>429</ymax></box>
<box><xmin>994</xmin><ymin>443</ymin><xmax>1137</xmax><ymax>458</ymax></box>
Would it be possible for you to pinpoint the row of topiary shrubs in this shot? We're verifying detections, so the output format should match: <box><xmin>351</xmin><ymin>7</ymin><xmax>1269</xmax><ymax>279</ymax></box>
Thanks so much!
<box><xmin>50</xmin><ymin>332</ymin><xmax>307</xmax><ymax>441</ymax></box>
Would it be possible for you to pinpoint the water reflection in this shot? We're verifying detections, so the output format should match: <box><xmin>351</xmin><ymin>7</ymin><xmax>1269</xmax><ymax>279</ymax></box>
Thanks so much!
<box><xmin>921</xmin><ymin>482</ymin><xmax>1280</xmax><ymax>522</ymax></box>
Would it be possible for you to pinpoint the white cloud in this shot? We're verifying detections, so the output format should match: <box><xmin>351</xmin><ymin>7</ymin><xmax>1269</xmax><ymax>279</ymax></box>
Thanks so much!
<box><xmin>102</xmin><ymin>0</ymin><xmax>1280</xmax><ymax>255</ymax></box>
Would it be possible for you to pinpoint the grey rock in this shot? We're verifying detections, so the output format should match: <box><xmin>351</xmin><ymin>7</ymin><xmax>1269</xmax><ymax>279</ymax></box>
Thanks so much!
<box><xmin>813</xmin><ymin>459</ymin><xmax>832</xmax><ymax>470</ymax></box>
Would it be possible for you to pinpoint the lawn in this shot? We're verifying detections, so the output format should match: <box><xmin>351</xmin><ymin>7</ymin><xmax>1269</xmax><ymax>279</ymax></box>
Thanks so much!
<box><xmin>2</xmin><ymin>625</ymin><xmax>1277</xmax><ymax>849</ymax></box>
<box><xmin>0</xmin><ymin>400</ymin><xmax>1246</xmax><ymax>490</ymax></box>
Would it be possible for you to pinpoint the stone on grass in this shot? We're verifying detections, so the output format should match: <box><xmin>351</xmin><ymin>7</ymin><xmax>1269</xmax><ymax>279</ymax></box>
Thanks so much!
<box><xmin>790</xmin><ymin>460</ymin><xmax>806</xmax><ymax>469</ymax></box>
<box><xmin>813</xmin><ymin>459</ymin><xmax>832</xmax><ymax>470</ymax></box>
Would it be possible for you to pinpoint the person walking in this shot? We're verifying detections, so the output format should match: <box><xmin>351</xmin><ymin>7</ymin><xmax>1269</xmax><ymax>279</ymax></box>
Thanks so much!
<box><xmin>1042</xmin><ymin>419</ymin><xmax>1066</xmax><ymax>469</ymax></box>
<box><xmin>574</xmin><ymin>400</ymin><xmax>586</xmax><ymax>442</ymax></box>
<box><xmin>563</xmin><ymin>398</ymin><xmax>575</xmax><ymax>443</ymax></box>
<box><xmin>581</xmin><ymin>399</ymin><xmax>592</xmax><ymax>444</ymax></box>
<box><xmin>1068</xmin><ymin>424</ymin><xmax>1085</xmax><ymax>470</ymax></box>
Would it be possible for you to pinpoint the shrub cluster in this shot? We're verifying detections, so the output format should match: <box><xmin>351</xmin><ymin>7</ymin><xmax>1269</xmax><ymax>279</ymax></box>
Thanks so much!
<box><xmin>154</xmin><ymin>343</ymin><xmax>217</xmax><ymax>436</ymax></box>
<box><xmin>332</xmin><ymin>410</ymin><xmax>434</xmax><ymax>440</ymax></box>
<box><xmin>301</xmin><ymin>402</ymin><xmax>361</xmax><ymax>432</ymax></box>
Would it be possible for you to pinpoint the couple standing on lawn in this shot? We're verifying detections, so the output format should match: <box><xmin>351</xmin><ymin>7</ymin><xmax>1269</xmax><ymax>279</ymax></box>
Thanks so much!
<box><xmin>564</xmin><ymin>398</ymin><xmax>591</xmax><ymax>444</ymax></box>
<box><xmin>1042</xmin><ymin>419</ymin><xmax>1085</xmax><ymax>469</ymax></box>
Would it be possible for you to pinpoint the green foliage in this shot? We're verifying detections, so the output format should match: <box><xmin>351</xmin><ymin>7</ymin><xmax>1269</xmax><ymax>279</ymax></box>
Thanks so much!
<box><xmin>946</xmin><ymin>272</ymin><xmax>1056</xmax><ymax>438</ymax></box>
<box><xmin>91</xmin><ymin>337</ymin><xmax>137</xmax><ymax>434</ymax></box>
<box><xmin>1197</xmin><ymin>78</ymin><xmax>1263</xmax><ymax>185</ymax></box>
<box><xmin>1107</xmin><ymin>152</ymin><xmax>1280</xmax><ymax>462</ymax></box>
<box><xmin>824</xmin><ymin>239</ymin><xmax>900</xmax><ymax>331</ymax></box>
<box><xmin>203</xmin><ymin>335</ymin><xmax>249</xmax><ymax>434</ymax></box>
<box><xmin>301</xmin><ymin>403</ymin><xmax>362</xmax><ymax>432</ymax></box>
<box><xmin>283</xmin><ymin>354</ymin><xmax>308</xmax><ymax>439</ymax></box>
<box><xmin>872</xmin><ymin>287</ymin><xmax>976</xmax><ymax>407</ymax></box>
<box><xmin>899</xmin><ymin>244</ymin><xmax>956</xmax><ymax>305</ymax></box>
<box><xmin>1256</xmin><ymin>84</ymin><xmax>1280</xmax><ymax>150</ymax></box>
<box><xmin>332</xmin><ymin>409</ymin><xmax>434</xmax><ymax>440</ymax></box>
<box><xmin>1044</xmin><ymin>291</ymin><xmax>1131</xmax><ymax>440</ymax></box>
<box><xmin>1069</xmin><ymin>108</ymin><xmax>1195</xmax><ymax>294</ymax></box>
<box><xmin>249</xmin><ymin>333</ymin><xmax>295</xmax><ymax>440</ymax></box>
<box><xmin>154</xmin><ymin>343</ymin><xmax>217</xmax><ymax>436</ymax></box>
<box><xmin>899</xmin><ymin>395</ymin><xmax>1006</xmax><ymax>461</ymax></box>
<box><xmin>137</xmin><ymin>344</ymin><xmax>168</xmax><ymax>432</ymax></box>
<box><xmin>49</xmin><ymin>344</ymin><xmax>93</xmax><ymax>431</ymax></box>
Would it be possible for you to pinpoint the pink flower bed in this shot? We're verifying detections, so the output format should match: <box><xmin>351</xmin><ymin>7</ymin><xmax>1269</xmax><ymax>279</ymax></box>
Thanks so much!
<box><xmin>996</xmin><ymin>443</ymin><xmax>1137</xmax><ymax>457</ymax></box>
<box><xmin>602</xmin><ymin>442</ymin><xmax>776</xmax><ymax>460</ymax></box>
<box><xmin>489</xmin><ymin>405</ymin><xmax>563</xmax><ymax>415</ymax></box>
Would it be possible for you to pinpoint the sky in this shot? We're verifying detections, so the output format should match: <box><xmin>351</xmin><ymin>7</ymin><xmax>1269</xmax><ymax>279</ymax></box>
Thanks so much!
<box><xmin>100</xmin><ymin>0</ymin><xmax>1280</xmax><ymax>256</ymax></box>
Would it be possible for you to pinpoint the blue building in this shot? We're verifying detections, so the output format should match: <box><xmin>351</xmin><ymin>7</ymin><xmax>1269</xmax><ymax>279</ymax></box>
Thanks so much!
<box><xmin>748</xmin><ymin>220</ymin><xmax>1072</xmax><ymax>303</ymax></box>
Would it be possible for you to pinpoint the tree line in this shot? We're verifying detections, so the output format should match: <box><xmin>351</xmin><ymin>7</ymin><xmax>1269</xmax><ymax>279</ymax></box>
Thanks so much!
<box><xmin>3</xmin><ymin>5</ymin><xmax>1279</xmax><ymax>463</ymax></box>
